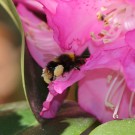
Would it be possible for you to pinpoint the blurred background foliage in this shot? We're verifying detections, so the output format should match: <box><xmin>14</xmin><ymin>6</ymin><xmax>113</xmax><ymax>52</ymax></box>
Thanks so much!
<box><xmin>0</xmin><ymin>1</ymin><xmax>25</xmax><ymax>104</ymax></box>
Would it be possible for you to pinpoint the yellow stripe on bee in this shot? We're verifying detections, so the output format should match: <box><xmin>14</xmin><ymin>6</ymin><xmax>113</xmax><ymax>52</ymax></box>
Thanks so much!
<box><xmin>68</xmin><ymin>53</ymin><xmax>75</xmax><ymax>61</ymax></box>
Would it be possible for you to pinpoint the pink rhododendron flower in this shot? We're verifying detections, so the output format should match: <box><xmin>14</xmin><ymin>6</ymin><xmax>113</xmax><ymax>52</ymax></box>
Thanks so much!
<box><xmin>15</xmin><ymin>0</ymin><xmax>135</xmax><ymax>123</ymax></box>
<box><xmin>46</xmin><ymin>36</ymin><xmax>135</xmax><ymax>122</ymax></box>
<box><xmin>39</xmin><ymin>0</ymin><xmax>135</xmax><ymax>50</ymax></box>
<box><xmin>38</xmin><ymin>0</ymin><xmax>103</xmax><ymax>54</ymax></box>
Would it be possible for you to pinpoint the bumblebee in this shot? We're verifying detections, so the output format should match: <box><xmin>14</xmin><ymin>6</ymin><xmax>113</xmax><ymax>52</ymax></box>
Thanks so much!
<box><xmin>42</xmin><ymin>53</ymin><xmax>86</xmax><ymax>84</ymax></box>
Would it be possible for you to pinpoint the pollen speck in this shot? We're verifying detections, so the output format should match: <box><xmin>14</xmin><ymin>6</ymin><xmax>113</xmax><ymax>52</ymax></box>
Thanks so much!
<box><xmin>54</xmin><ymin>65</ymin><xmax>64</xmax><ymax>77</ymax></box>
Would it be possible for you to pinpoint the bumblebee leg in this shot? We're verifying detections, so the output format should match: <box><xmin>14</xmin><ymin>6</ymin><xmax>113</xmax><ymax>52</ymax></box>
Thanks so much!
<box><xmin>74</xmin><ymin>66</ymin><xmax>80</xmax><ymax>70</ymax></box>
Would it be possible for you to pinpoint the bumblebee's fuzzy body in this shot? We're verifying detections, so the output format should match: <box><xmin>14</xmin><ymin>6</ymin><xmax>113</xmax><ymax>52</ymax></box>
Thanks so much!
<box><xmin>42</xmin><ymin>53</ymin><xmax>86</xmax><ymax>84</ymax></box>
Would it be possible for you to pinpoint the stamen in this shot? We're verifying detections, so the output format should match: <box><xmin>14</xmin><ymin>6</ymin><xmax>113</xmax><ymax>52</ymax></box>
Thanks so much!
<box><xmin>91</xmin><ymin>1</ymin><xmax>135</xmax><ymax>43</ymax></box>
<box><xmin>107</xmin><ymin>75</ymin><xmax>113</xmax><ymax>84</ymax></box>
<box><xmin>129</xmin><ymin>92</ymin><xmax>135</xmax><ymax>118</ymax></box>
<box><xmin>105</xmin><ymin>73</ymin><xmax>119</xmax><ymax>110</ymax></box>
<box><xmin>113</xmin><ymin>82</ymin><xmax>125</xmax><ymax>119</ymax></box>
<box><xmin>97</xmin><ymin>12</ymin><xmax>105</xmax><ymax>21</ymax></box>
<box><xmin>109</xmin><ymin>78</ymin><xmax>125</xmax><ymax>104</ymax></box>
<box><xmin>105</xmin><ymin>71</ymin><xmax>126</xmax><ymax>119</ymax></box>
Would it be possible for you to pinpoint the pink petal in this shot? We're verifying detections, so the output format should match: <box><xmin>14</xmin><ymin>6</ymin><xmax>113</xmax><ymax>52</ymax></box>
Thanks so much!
<box><xmin>40</xmin><ymin>91</ymin><xmax>67</xmax><ymax>118</ymax></box>
<box><xmin>123</xmin><ymin>30</ymin><xmax>135</xmax><ymax>91</ymax></box>
<box><xmin>40</xmin><ymin>0</ymin><xmax>103</xmax><ymax>54</ymax></box>
<box><xmin>37</xmin><ymin>0</ymin><xmax>58</xmax><ymax>14</ymax></box>
<box><xmin>85</xmin><ymin>46</ymin><xmax>129</xmax><ymax>71</ymax></box>
<box><xmin>123</xmin><ymin>49</ymin><xmax>135</xmax><ymax>91</ymax></box>
<box><xmin>16</xmin><ymin>4</ymin><xmax>62</xmax><ymax>68</ymax></box>
<box><xmin>125</xmin><ymin>0</ymin><xmax>135</xmax><ymax>5</ymax></box>
<box><xmin>125</xmin><ymin>29</ymin><xmax>135</xmax><ymax>49</ymax></box>
<box><xmin>48</xmin><ymin>69</ymin><xmax>85</xmax><ymax>95</ymax></box>
<box><xmin>14</xmin><ymin>0</ymin><xmax>44</xmax><ymax>12</ymax></box>
<box><xmin>40</xmin><ymin>68</ymin><xmax>85</xmax><ymax>118</ymax></box>
<box><xmin>78</xmin><ymin>69</ymin><xmax>133</xmax><ymax>122</ymax></box>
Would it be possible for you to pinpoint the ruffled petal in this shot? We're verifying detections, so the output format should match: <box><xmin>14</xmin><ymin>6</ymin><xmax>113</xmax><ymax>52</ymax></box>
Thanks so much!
<box><xmin>40</xmin><ymin>91</ymin><xmax>67</xmax><ymax>118</ymax></box>
<box><xmin>40</xmin><ymin>0</ymin><xmax>103</xmax><ymax>54</ymax></box>
<box><xmin>38</xmin><ymin>0</ymin><xmax>135</xmax><ymax>54</ymax></box>
<box><xmin>40</xmin><ymin>62</ymin><xmax>85</xmax><ymax>118</ymax></box>
<box><xmin>48</xmin><ymin>68</ymin><xmax>85</xmax><ymax>95</ymax></box>
<box><xmin>16</xmin><ymin>4</ymin><xmax>62</xmax><ymax>68</ymax></box>
<box><xmin>78</xmin><ymin>69</ymin><xmax>133</xmax><ymax>122</ymax></box>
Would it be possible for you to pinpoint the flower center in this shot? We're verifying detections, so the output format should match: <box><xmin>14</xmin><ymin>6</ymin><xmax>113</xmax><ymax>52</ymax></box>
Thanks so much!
<box><xmin>91</xmin><ymin>1</ymin><xmax>135</xmax><ymax>43</ymax></box>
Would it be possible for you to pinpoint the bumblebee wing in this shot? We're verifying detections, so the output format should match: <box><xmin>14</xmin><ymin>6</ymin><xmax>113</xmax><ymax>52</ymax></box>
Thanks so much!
<box><xmin>17</xmin><ymin>4</ymin><xmax>62</xmax><ymax>68</ymax></box>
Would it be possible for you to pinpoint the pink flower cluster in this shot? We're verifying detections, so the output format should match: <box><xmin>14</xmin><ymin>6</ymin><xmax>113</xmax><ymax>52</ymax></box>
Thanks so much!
<box><xmin>14</xmin><ymin>0</ymin><xmax>135</xmax><ymax>122</ymax></box>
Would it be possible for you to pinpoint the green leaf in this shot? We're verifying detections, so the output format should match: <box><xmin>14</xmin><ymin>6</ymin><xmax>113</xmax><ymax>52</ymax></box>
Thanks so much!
<box><xmin>0</xmin><ymin>101</ymin><xmax>38</xmax><ymax>135</ymax></box>
<box><xmin>20</xmin><ymin>117</ymin><xmax>98</xmax><ymax>135</ymax></box>
<box><xmin>0</xmin><ymin>0</ymin><xmax>22</xmax><ymax>30</ymax></box>
<box><xmin>60</xmin><ymin>118</ymin><xmax>96</xmax><ymax>135</ymax></box>
<box><xmin>89</xmin><ymin>119</ymin><xmax>135</xmax><ymax>135</ymax></box>
<box><xmin>19</xmin><ymin>101</ymin><xmax>100</xmax><ymax>135</ymax></box>
<box><xmin>0</xmin><ymin>101</ymin><xmax>100</xmax><ymax>135</ymax></box>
